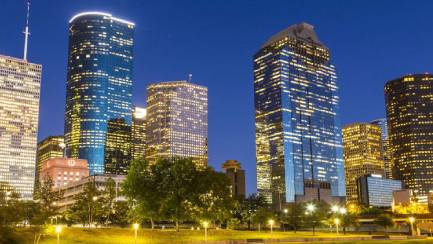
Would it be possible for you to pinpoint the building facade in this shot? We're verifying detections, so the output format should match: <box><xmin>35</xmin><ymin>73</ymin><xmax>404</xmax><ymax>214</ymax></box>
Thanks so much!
<box><xmin>0</xmin><ymin>55</ymin><xmax>41</xmax><ymax>199</ymax></box>
<box><xmin>56</xmin><ymin>174</ymin><xmax>125</xmax><ymax>212</ymax></box>
<box><xmin>370</xmin><ymin>118</ymin><xmax>392</xmax><ymax>179</ymax></box>
<box><xmin>253</xmin><ymin>23</ymin><xmax>345</xmax><ymax>207</ymax></box>
<box><xmin>146</xmin><ymin>81</ymin><xmax>208</xmax><ymax>167</ymax></box>
<box><xmin>64</xmin><ymin>12</ymin><xmax>135</xmax><ymax>175</ymax></box>
<box><xmin>222</xmin><ymin>160</ymin><xmax>246</xmax><ymax>198</ymax></box>
<box><xmin>39</xmin><ymin>158</ymin><xmax>89</xmax><ymax>189</ymax></box>
<box><xmin>357</xmin><ymin>174</ymin><xmax>402</xmax><ymax>208</ymax></box>
<box><xmin>35</xmin><ymin>135</ymin><xmax>64</xmax><ymax>188</ymax></box>
<box><xmin>104</xmin><ymin>118</ymin><xmax>131</xmax><ymax>175</ymax></box>
<box><xmin>342</xmin><ymin>123</ymin><xmax>385</xmax><ymax>204</ymax></box>
<box><xmin>131</xmin><ymin>106</ymin><xmax>146</xmax><ymax>161</ymax></box>
<box><xmin>385</xmin><ymin>74</ymin><xmax>433</xmax><ymax>203</ymax></box>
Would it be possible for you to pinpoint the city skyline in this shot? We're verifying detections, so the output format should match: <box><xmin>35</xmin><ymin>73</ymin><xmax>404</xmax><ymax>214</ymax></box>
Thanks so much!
<box><xmin>3</xmin><ymin>0</ymin><xmax>433</xmax><ymax>194</ymax></box>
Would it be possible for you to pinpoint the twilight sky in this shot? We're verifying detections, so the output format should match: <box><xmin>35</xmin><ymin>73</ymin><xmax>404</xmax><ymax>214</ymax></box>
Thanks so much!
<box><xmin>1</xmin><ymin>0</ymin><xmax>433</xmax><ymax>194</ymax></box>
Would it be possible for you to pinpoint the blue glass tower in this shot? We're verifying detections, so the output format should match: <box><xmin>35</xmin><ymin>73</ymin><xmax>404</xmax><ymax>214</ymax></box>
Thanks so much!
<box><xmin>65</xmin><ymin>12</ymin><xmax>134</xmax><ymax>175</ymax></box>
<box><xmin>254</xmin><ymin>23</ymin><xmax>345</xmax><ymax>207</ymax></box>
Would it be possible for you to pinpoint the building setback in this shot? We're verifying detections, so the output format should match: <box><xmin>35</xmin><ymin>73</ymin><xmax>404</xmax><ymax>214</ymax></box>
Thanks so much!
<box><xmin>253</xmin><ymin>23</ymin><xmax>345</xmax><ymax>207</ymax></box>
<box><xmin>342</xmin><ymin>123</ymin><xmax>385</xmax><ymax>204</ymax></box>
<box><xmin>64</xmin><ymin>12</ymin><xmax>134</xmax><ymax>175</ymax></box>
<box><xmin>0</xmin><ymin>55</ymin><xmax>41</xmax><ymax>199</ymax></box>
<box><xmin>146</xmin><ymin>81</ymin><xmax>208</xmax><ymax>168</ymax></box>
<box><xmin>385</xmin><ymin>74</ymin><xmax>433</xmax><ymax>203</ymax></box>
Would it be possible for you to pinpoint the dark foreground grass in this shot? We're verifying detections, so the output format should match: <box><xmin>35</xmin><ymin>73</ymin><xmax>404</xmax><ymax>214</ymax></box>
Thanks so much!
<box><xmin>14</xmin><ymin>227</ymin><xmax>433</xmax><ymax>244</ymax></box>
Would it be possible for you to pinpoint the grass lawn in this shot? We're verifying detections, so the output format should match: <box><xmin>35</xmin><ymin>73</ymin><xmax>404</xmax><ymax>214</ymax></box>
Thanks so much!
<box><xmin>14</xmin><ymin>227</ymin><xmax>433</xmax><ymax>244</ymax></box>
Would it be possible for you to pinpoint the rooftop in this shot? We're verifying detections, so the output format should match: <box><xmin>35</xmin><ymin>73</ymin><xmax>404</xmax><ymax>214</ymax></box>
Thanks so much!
<box><xmin>262</xmin><ymin>22</ymin><xmax>322</xmax><ymax>48</ymax></box>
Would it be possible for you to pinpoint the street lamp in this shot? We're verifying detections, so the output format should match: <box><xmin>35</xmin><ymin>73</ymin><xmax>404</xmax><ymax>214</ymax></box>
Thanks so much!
<box><xmin>331</xmin><ymin>205</ymin><xmax>339</xmax><ymax>213</ymax></box>
<box><xmin>268</xmin><ymin>219</ymin><xmax>274</xmax><ymax>233</ymax></box>
<box><xmin>334</xmin><ymin>218</ymin><xmax>340</xmax><ymax>235</ymax></box>
<box><xmin>409</xmin><ymin>217</ymin><xmax>415</xmax><ymax>236</ymax></box>
<box><xmin>305</xmin><ymin>203</ymin><xmax>316</xmax><ymax>235</ymax></box>
<box><xmin>55</xmin><ymin>225</ymin><xmax>62</xmax><ymax>244</ymax></box>
<box><xmin>133</xmin><ymin>223</ymin><xmax>139</xmax><ymax>244</ymax></box>
<box><xmin>202</xmin><ymin>221</ymin><xmax>209</xmax><ymax>242</ymax></box>
<box><xmin>283</xmin><ymin>208</ymin><xmax>288</xmax><ymax>214</ymax></box>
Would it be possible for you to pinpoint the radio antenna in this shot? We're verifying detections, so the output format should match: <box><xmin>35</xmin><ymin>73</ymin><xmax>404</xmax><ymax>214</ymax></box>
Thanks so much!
<box><xmin>23</xmin><ymin>0</ymin><xmax>31</xmax><ymax>61</ymax></box>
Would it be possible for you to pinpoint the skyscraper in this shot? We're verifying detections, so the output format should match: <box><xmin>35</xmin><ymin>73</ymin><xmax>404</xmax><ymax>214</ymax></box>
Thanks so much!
<box><xmin>254</xmin><ymin>23</ymin><xmax>345</xmax><ymax>207</ymax></box>
<box><xmin>385</xmin><ymin>74</ymin><xmax>433</xmax><ymax>203</ymax></box>
<box><xmin>35</xmin><ymin>135</ymin><xmax>64</xmax><ymax>188</ymax></box>
<box><xmin>342</xmin><ymin>123</ymin><xmax>385</xmax><ymax>204</ymax></box>
<box><xmin>0</xmin><ymin>55</ymin><xmax>41</xmax><ymax>199</ymax></box>
<box><xmin>64</xmin><ymin>12</ymin><xmax>134</xmax><ymax>175</ymax></box>
<box><xmin>146</xmin><ymin>81</ymin><xmax>208</xmax><ymax>167</ymax></box>
<box><xmin>370</xmin><ymin>118</ymin><xmax>392</xmax><ymax>179</ymax></box>
<box><xmin>104</xmin><ymin>118</ymin><xmax>131</xmax><ymax>175</ymax></box>
<box><xmin>131</xmin><ymin>106</ymin><xmax>146</xmax><ymax>161</ymax></box>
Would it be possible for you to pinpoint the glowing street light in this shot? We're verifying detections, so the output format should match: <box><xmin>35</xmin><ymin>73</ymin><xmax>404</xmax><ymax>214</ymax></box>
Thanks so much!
<box><xmin>268</xmin><ymin>219</ymin><xmax>274</xmax><ymax>233</ymax></box>
<box><xmin>409</xmin><ymin>217</ymin><xmax>415</xmax><ymax>236</ymax></box>
<box><xmin>55</xmin><ymin>225</ymin><xmax>62</xmax><ymax>244</ymax></box>
<box><xmin>339</xmin><ymin>208</ymin><xmax>347</xmax><ymax>215</ymax></box>
<box><xmin>202</xmin><ymin>221</ymin><xmax>209</xmax><ymax>242</ymax></box>
<box><xmin>331</xmin><ymin>205</ymin><xmax>339</xmax><ymax>213</ymax></box>
<box><xmin>334</xmin><ymin>218</ymin><xmax>340</xmax><ymax>235</ymax></box>
<box><xmin>305</xmin><ymin>203</ymin><xmax>316</xmax><ymax>236</ymax></box>
<box><xmin>283</xmin><ymin>208</ymin><xmax>288</xmax><ymax>214</ymax></box>
<box><xmin>133</xmin><ymin>223</ymin><xmax>139</xmax><ymax>244</ymax></box>
<box><xmin>306</xmin><ymin>203</ymin><xmax>316</xmax><ymax>213</ymax></box>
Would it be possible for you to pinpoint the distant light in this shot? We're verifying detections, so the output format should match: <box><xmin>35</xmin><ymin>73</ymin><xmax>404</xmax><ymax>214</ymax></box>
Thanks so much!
<box><xmin>69</xmin><ymin>11</ymin><xmax>135</xmax><ymax>26</ymax></box>
<box><xmin>55</xmin><ymin>225</ymin><xmax>62</xmax><ymax>233</ymax></box>
<box><xmin>133</xmin><ymin>223</ymin><xmax>139</xmax><ymax>230</ymax></box>
<box><xmin>371</xmin><ymin>174</ymin><xmax>382</xmax><ymax>178</ymax></box>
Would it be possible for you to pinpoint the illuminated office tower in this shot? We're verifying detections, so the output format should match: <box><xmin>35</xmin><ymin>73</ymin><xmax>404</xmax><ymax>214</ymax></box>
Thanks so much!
<box><xmin>64</xmin><ymin>12</ymin><xmax>134</xmax><ymax>175</ymax></box>
<box><xmin>385</xmin><ymin>74</ymin><xmax>433</xmax><ymax>203</ymax></box>
<box><xmin>342</xmin><ymin>123</ymin><xmax>385</xmax><ymax>204</ymax></box>
<box><xmin>146</xmin><ymin>81</ymin><xmax>208</xmax><ymax>167</ymax></box>
<box><xmin>0</xmin><ymin>55</ymin><xmax>41</xmax><ymax>199</ymax></box>
<box><xmin>370</xmin><ymin>118</ymin><xmax>392</xmax><ymax>179</ymax></box>
<box><xmin>254</xmin><ymin>23</ymin><xmax>345</xmax><ymax>207</ymax></box>
<box><xmin>35</xmin><ymin>135</ymin><xmax>64</xmax><ymax>189</ymax></box>
<box><xmin>104</xmin><ymin>118</ymin><xmax>131</xmax><ymax>175</ymax></box>
<box><xmin>131</xmin><ymin>106</ymin><xmax>146</xmax><ymax>160</ymax></box>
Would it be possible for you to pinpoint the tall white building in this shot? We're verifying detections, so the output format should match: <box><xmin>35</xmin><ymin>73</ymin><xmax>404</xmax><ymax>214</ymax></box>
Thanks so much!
<box><xmin>0</xmin><ymin>55</ymin><xmax>42</xmax><ymax>199</ymax></box>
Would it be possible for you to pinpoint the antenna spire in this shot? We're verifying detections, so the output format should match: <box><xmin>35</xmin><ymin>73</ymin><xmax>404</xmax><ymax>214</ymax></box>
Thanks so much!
<box><xmin>23</xmin><ymin>0</ymin><xmax>31</xmax><ymax>61</ymax></box>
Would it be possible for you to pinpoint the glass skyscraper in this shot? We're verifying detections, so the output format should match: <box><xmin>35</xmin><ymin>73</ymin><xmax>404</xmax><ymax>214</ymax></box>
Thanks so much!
<box><xmin>385</xmin><ymin>74</ymin><xmax>433</xmax><ymax>203</ymax></box>
<box><xmin>254</xmin><ymin>23</ymin><xmax>345</xmax><ymax>206</ymax></box>
<box><xmin>0</xmin><ymin>55</ymin><xmax>41</xmax><ymax>199</ymax></box>
<box><xmin>146</xmin><ymin>81</ymin><xmax>208</xmax><ymax>168</ymax></box>
<box><xmin>64</xmin><ymin>12</ymin><xmax>134</xmax><ymax>175</ymax></box>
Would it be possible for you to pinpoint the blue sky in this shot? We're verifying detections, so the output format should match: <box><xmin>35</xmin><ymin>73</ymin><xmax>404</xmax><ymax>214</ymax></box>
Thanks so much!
<box><xmin>1</xmin><ymin>0</ymin><xmax>433</xmax><ymax>194</ymax></box>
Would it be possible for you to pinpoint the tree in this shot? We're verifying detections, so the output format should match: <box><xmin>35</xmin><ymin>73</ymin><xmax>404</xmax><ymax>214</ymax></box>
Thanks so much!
<box><xmin>192</xmin><ymin>168</ymin><xmax>234</xmax><ymax>227</ymax></box>
<box><xmin>282</xmin><ymin>203</ymin><xmax>304</xmax><ymax>233</ymax></box>
<box><xmin>0</xmin><ymin>182</ymin><xmax>21</xmax><ymax>226</ymax></box>
<box><xmin>100</xmin><ymin>177</ymin><xmax>116</xmax><ymax>225</ymax></box>
<box><xmin>68</xmin><ymin>180</ymin><xmax>102</xmax><ymax>227</ymax></box>
<box><xmin>340</xmin><ymin>212</ymin><xmax>357</xmax><ymax>234</ymax></box>
<box><xmin>374</xmin><ymin>214</ymin><xmax>394</xmax><ymax>235</ymax></box>
<box><xmin>123</xmin><ymin>158</ymin><xmax>161</xmax><ymax>229</ymax></box>
<box><xmin>303</xmin><ymin>201</ymin><xmax>329</xmax><ymax>236</ymax></box>
<box><xmin>237</xmin><ymin>194</ymin><xmax>269</xmax><ymax>230</ymax></box>
<box><xmin>33</xmin><ymin>175</ymin><xmax>63</xmax><ymax>223</ymax></box>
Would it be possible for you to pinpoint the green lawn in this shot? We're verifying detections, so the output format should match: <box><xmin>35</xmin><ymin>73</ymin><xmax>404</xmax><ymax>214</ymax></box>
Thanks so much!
<box><xmin>14</xmin><ymin>227</ymin><xmax>432</xmax><ymax>244</ymax></box>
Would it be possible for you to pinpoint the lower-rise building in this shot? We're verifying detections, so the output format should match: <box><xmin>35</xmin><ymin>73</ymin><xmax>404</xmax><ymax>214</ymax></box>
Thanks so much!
<box><xmin>222</xmin><ymin>160</ymin><xmax>246</xmax><ymax>198</ymax></box>
<box><xmin>39</xmin><ymin>157</ymin><xmax>88</xmax><ymax>189</ymax></box>
<box><xmin>357</xmin><ymin>174</ymin><xmax>402</xmax><ymax>208</ymax></box>
<box><xmin>56</xmin><ymin>174</ymin><xmax>125</xmax><ymax>212</ymax></box>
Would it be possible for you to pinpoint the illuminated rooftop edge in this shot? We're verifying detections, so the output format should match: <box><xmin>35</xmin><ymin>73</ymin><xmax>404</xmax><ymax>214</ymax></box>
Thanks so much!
<box><xmin>69</xmin><ymin>11</ymin><xmax>135</xmax><ymax>26</ymax></box>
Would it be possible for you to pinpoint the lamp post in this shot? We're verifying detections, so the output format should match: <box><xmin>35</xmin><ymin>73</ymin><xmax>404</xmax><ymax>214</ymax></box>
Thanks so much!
<box><xmin>334</xmin><ymin>218</ymin><xmax>340</xmax><ymax>235</ymax></box>
<box><xmin>203</xmin><ymin>221</ymin><xmax>209</xmax><ymax>242</ymax></box>
<box><xmin>306</xmin><ymin>203</ymin><xmax>316</xmax><ymax>236</ymax></box>
<box><xmin>409</xmin><ymin>217</ymin><xmax>415</xmax><ymax>236</ymax></box>
<box><xmin>133</xmin><ymin>223</ymin><xmax>139</xmax><ymax>244</ymax></box>
<box><xmin>55</xmin><ymin>225</ymin><xmax>62</xmax><ymax>244</ymax></box>
<box><xmin>268</xmin><ymin>219</ymin><xmax>274</xmax><ymax>234</ymax></box>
